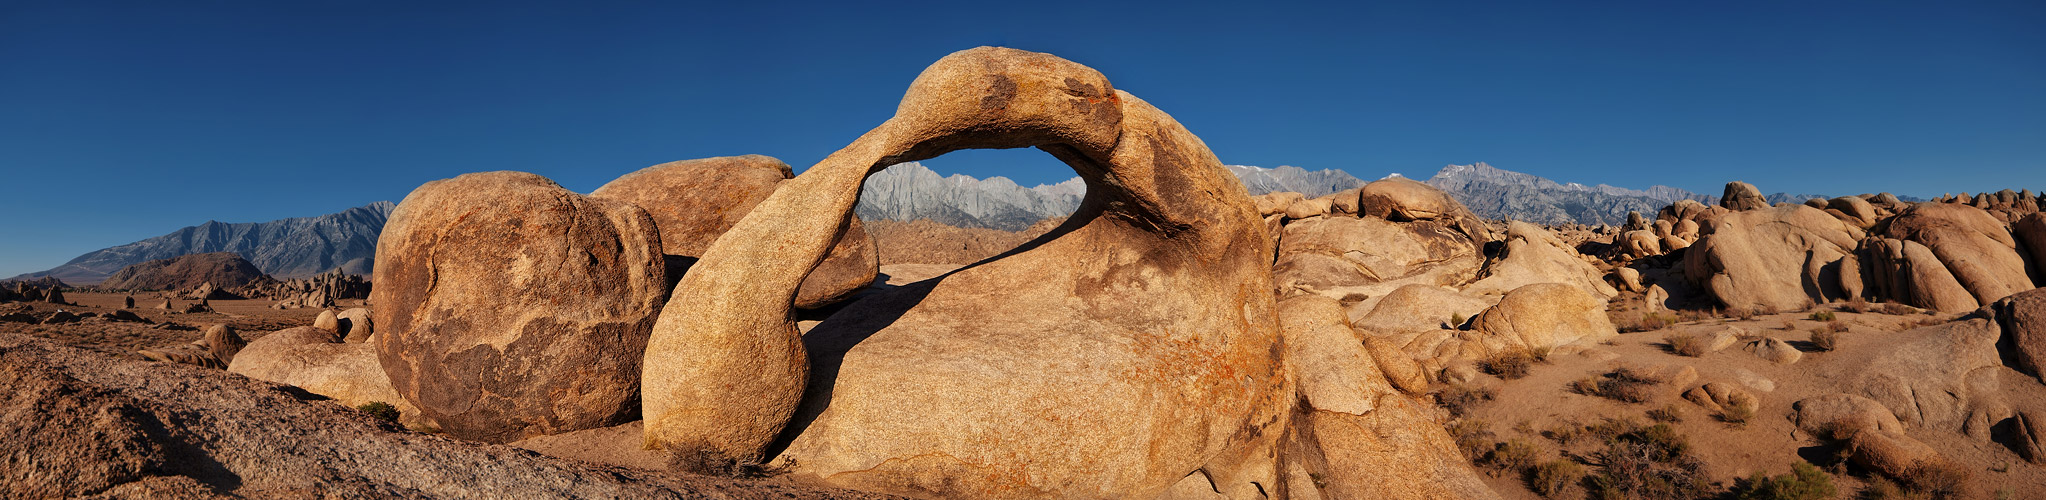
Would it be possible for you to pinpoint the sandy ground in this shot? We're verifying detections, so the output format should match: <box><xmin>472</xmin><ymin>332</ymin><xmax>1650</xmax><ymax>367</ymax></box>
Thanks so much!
<box><xmin>1462</xmin><ymin>306</ymin><xmax>2045</xmax><ymax>499</ymax></box>
<box><xmin>0</xmin><ymin>292</ymin><xmax>346</xmax><ymax>357</ymax></box>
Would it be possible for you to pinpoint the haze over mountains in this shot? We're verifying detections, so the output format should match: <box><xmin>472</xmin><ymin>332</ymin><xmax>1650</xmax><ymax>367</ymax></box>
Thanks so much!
<box><xmin>13</xmin><ymin>162</ymin><xmax>1863</xmax><ymax>282</ymax></box>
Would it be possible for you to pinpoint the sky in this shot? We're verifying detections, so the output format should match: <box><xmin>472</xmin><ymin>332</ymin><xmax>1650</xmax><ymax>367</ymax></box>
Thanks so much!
<box><xmin>2</xmin><ymin>0</ymin><xmax>2042</xmax><ymax>277</ymax></box>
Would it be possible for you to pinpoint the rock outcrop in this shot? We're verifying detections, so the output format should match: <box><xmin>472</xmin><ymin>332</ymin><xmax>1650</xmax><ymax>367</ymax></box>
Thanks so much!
<box><xmin>373</xmin><ymin>171</ymin><xmax>669</xmax><ymax>443</ymax></box>
<box><xmin>99</xmin><ymin>252</ymin><xmax>275</xmax><ymax>292</ymax></box>
<box><xmin>1864</xmin><ymin>203</ymin><xmax>2035</xmax><ymax>312</ymax></box>
<box><xmin>1468</xmin><ymin>283</ymin><xmax>1617</xmax><ymax>352</ymax></box>
<box><xmin>230</xmin><ymin>326</ymin><xmax>426</xmax><ymax>429</ymax></box>
<box><xmin>1464</xmin><ymin>220</ymin><xmax>1618</xmax><ymax>299</ymax></box>
<box><xmin>1720</xmin><ymin>181</ymin><xmax>1768</xmax><ymax>211</ymax></box>
<box><xmin>1683</xmin><ymin>205</ymin><xmax>1864</xmax><ymax>312</ymax></box>
<box><xmin>591</xmin><ymin>155</ymin><xmax>879</xmax><ymax>309</ymax></box>
<box><xmin>639</xmin><ymin>47</ymin><xmax>1436</xmax><ymax>498</ymax></box>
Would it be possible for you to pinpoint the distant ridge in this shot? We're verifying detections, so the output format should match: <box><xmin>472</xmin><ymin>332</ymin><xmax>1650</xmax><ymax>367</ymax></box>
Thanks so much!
<box><xmin>1226</xmin><ymin>165</ymin><xmax>1366</xmax><ymax>198</ymax></box>
<box><xmin>13</xmin><ymin>202</ymin><xmax>394</xmax><ymax>283</ymax></box>
<box><xmin>1424</xmin><ymin>162</ymin><xmax>1713</xmax><ymax>226</ymax></box>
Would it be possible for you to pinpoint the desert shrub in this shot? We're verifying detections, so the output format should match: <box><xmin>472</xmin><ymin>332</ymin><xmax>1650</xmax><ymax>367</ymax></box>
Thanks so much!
<box><xmin>1858</xmin><ymin>477</ymin><xmax>1904</xmax><ymax>499</ymax></box>
<box><xmin>1810</xmin><ymin>329</ymin><xmax>1838</xmax><ymax>351</ymax></box>
<box><xmin>1808</xmin><ymin>310</ymin><xmax>1836</xmax><ymax>322</ymax></box>
<box><xmin>1570</xmin><ymin>377</ymin><xmax>1603</xmax><ymax>396</ymax></box>
<box><xmin>1666</xmin><ymin>333</ymin><xmax>1706</xmax><ymax>357</ymax></box>
<box><xmin>670</xmin><ymin>448</ymin><xmax>795</xmax><ymax>478</ymax></box>
<box><xmin>1585</xmin><ymin>417</ymin><xmax>1641</xmax><ymax>444</ymax></box>
<box><xmin>1587</xmin><ymin>423</ymin><xmax>1712</xmax><ymax>500</ymax></box>
<box><xmin>356</xmin><ymin>401</ymin><xmax>399</xmax><ymax>423</ymax></box>
<box><xmin>1531</xmin><ymin>346</ymin><xmax>1552</xmax><ymax>362</ymax></box>
<box><xmin>1438</xmin><ymin>384</ymin><xmax>1497</xmax><ymax>418</ymax></box>
<box><xmin>1585</xmin><ymin>367</ymin><xmax>1664</xmax><ymax>404</ymax></box>
<box><xmin>1647</xmin><ymin>404</ymin><xmax>1684</xmax><ymax>423</ymax></box>
<box><xmin>1621</xmin><ymin>312</ymin><xmax>1679</xmax><ymax>333</ymax></box>
<box><xmin>1339</xmin><ymin>293</ymin><xmax>1369</xmax><ymax>306</ymax></box>
<box><xmin>1827</xmin><ymin>320</ymin><xmax>1848</xmax><ymax>332</ymax></box>
<box><xmin>1447</xmin><ymin>419</ymin><xmax>1496</xmax><ymax>463</ymax></box>
<box><xmin>1896</xmin><ymin>458</ymin><xmax>1971</xmax><ymax>498</ymax></box>
<box><xmin>1482</xmin><ymin>349</ymin><xmax>1535</xmax><ymax>379</ymax></box>
<box><xmin>1530</xmin><ymin>460</ymin><xmax>1584</xmax><ymax>498</ymax></box>
<box><xmin>1449</xmin><ymin>312</ymin><xmax>1466</xmax><ymax>328</ymax></box>
<box><xmin>1544</xmin><ymin>422</ymin><xmax>1584</xmax><ymax>445</ymax></box>
<box><xmin>1845</xmin><ymin>297</ymin><xmax>1871</xmax><ymax>313</ymax></box>
<box><xmin>1757</xmin><ymin>304</ymin><xmax>1781</xmax><ymax>316</ymax></box>
<box><xmin>1732</xmin><ymin>462</ymin><xmax>1836</xmax><ymax>500</ymax></box>
<box><xmin>1879</xmin><ymin>302</ymin><xmax>1916</xmax><ymax>315</ymax></box>
<box><xmin>1720</xmin><ymin>399</ymin><xmax>1757</xmax><ymax>426</ymax></box>
<box><xmin>1486</xmin><ymin>439</ymin><xmax>1542</xmax><ymax>475</ymax></box>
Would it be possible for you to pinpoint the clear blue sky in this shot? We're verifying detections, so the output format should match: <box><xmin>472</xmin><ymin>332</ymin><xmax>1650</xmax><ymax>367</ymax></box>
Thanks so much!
<box><xmin>2</xmin><ymin>0</ymin><xmax>2041</xmax><ymax>277</ymax></box>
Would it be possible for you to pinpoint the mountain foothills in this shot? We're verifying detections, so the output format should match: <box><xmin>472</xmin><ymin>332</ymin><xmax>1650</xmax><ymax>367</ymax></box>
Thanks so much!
<box><xmin>12</xmin><ymin>201</ymin><xmax>393</xmax><ymax>283</ymax></box>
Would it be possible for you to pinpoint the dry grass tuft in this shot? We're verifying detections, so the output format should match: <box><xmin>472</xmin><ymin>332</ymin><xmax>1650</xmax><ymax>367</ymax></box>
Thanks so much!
<box><xmin>1530</xmin><ymin>460</ymin><xmax>1584</xmax><ymax>498</ymax></box>
<box><xmin>1878</xmin><ymin>302</ymin><xmax>1917</xmax><ymax>315</ymax></box>
<box><xmin>1482</xmin><ymin>349</ymin><xmax>1537</xmax><ymax>380</ymax></box>
<box><xmin>1810</xmin><ymin>329</ymin><xmax>1838</xmax><ymax>352</ymax></box>
<box><xmin>1438</xmin><ymin>384</ymin><xmax>1497</xmax><ymax>418</ymax></box>
<box><xmin>1666</xmin><ymin>333</ymin><xmax>1706</xmax><ymax>357</ymax></box>
<box><xmin>1647</xmin><ymin>404</ymin><xmax>1684</xmax><ymax>423</ymax></box>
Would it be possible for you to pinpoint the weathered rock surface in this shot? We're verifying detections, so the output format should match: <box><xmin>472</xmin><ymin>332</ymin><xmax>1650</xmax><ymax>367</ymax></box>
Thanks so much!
<box><xmin>1684</xmin><ymin>205</ymin><xmax>1864</xmax><ymax>312</ymax></box>
<box><xmin>591</xmin><ymin>155</ymin><xmax>880</xmax><ymax>309</ymax></box>
<box><xmin>338</xmin><ymin>307</ymin><xmax>374</xmax><ymax>343</ymax></box>
<box><xmin>1273</xmin><ymin>214</ymin><xmax>1482</xmax><ymax>305</ymax></box>
<box><xmin>2018</xmin><ymin>213</ymin><xmax>2046</xmax><ymax>278</ymax></box>
<box><xmin>1721</xmin><ymin>181</ymin><xmax>1768</xmax><ymax>211</ymax></box>
<box><xmin>229</xmin><ymin>326</ymin><xmax>427</xmax><ymax>428</ymax></box>
<box><xmin>1353</xmin><ymin>283</ymin><xmax>1494</xmax><ymax>333</ymax></box>
<box><xmin>1793</xmin><ymin>393</ymin><xmax>1906</xmax><ymax>437</ymax></box>
<box><xmin>373</xmin><ymin>171</ymin><xmax>669</xmax><ymax>443</ymax></box>
<box><xmin>1750</xmin><ymin>337</ymin><xmax>1803</xmax><ymax>364</ymax></box>
<box><xmin>1866</xmin><ymin>203</ymin><xmax>2035</xmax><ymax>312</ymax></box>
<box><xmin>98</xmin><ymin>252</ymin><xmax>278</xmax><ymax>292</ymax></box>
<box><xmin>1465</xmin><ymin>220</ymin><xmax>1618</xmax><ymax>299</ymax></box>
<box><xmin>1469</xmin><ymin>283</ymin><xmax>1616</xmax><ymax>351</ymax></box>
<box><xmin>0</xmin><ymin>333</ymin><xmax>893</xmax><ymax>499</ymax></box>
<box><xmin>1847</xmin><ymin>317</ymin><xmax>2006</xmax><ymax>431</ymax></box>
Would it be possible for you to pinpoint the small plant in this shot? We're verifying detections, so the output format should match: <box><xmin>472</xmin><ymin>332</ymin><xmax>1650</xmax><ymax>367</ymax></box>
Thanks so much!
<box><xmin>1647</xmin><ymin>404</ymin><xmax>1684</xmax><ymax>423</ymax></box>
<box><xmin>1569</xmin><ymin>377</ymin><xmax>1602</xmax><ymax>396</ymax></box>
<box><xmin>1879</xmin><ymin>302</ymin><xmax>1916</xmax><ymax>315</ymax></box>
<box><xmin>1732</xmin><ymin>461</ymin><xmax>1836</xmax><ymax>500</ymax></box>
<box><xmin>356</xmin><ymin>401</ymin><xmax>399</xmax><ymax>423</ymax></box>
<box><xmin>1486</xmin><ymin>439</ymin><xmax>1542</xmax><ymax>475</ymax></box>
<box><xmin>670</xmin><ymin>448</ymin><xmax>796</xmax><ymax>478</ymax></box>
<box><xmin>1810</xmin><ymin>329</ymin><xmax>1837</xmax><ymax>351</ymax></box>
<box><xmin>1896</xmin><ymin>458</ymin><xmax>1971</xmax><ymax>497</ymax></box>
<box><xmin>1720</xmin><ymin>397</ymin><xmax>1757</xmax><ymax>426</ymax></box>
<box><xmin>1666</xmin><ymin>333</ymin><xmax>1706</xmax><ymax>357</ymax></box>
<box><xmin>1826</xmin><ymin>320</ymin><xmax>1848</xmax><ymax>332</ymax></box>
<box><xmin>1845</xmin><ymin>297</ymin><xmax>1872</xmax><ymax>313</ymax></box>
<box><xmin>1482</xmin><ymin>349</ymin><xmax>1535</xmax><ymax>380</ymax></box>
<box><xmin>1859</xmin><ymin>476</ymin><xmax>1904</xmax><ymax>499</ymax></box>
<box><xmin>1732</xmin><ymin>307</ymin><xmax>1758</xmax><ymax>320</ymax></box>
<box><xmin>1808</xmin><ymin>310</ymin><xmax>1836</xmax><ymax>322</ymax></box>
<box><xmin>1446</xmin><ymin>419</ymin><xmax>1496</xmax><ymax>463</ymax></box>
<box><xmin>1584</xmin><ymin>417</ymin><xmax>1640</xmax><ymax>444</ymax></box>
<box><xmin>1587</xmin><ymin>367</ymin><xmax>1664</xmax><ymax>404</ymax></box>
<box><xmin>1437</xmin><ymin>384</ymin><xmax>1497</xmax><ymax>418</ymax></box>
<box><xmin>1543</xmin><ymin>421</ymin><xmax>1584</xmax><ymax>445</ymax></box>
<box><xmin>1449</xmin><ymin>312</ymin><xmax>1466</xmax><ymax>327</ymax></box>
<box><xmin>1621</xmin><ymin>311</ymin><xmax>1679</xmax><ymax>333</ymax></box>
<box><xmin>1529</xmin><ymin>460</ymin><xmax>1584</xmax><ymax>498</ymax></box>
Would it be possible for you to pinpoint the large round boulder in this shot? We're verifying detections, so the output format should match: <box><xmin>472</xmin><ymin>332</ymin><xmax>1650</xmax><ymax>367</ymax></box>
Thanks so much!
<box><xmin>1272</xmin><ymin>214</ymin><xmax>1483</xmax><ymax>303</ymax></box>
<box><xmin>1721</xmin><ymin>181</ymin><xmax>1768</xmax><ymax>211</ymax></box>
<box><xmin>1469</xmin><ymin>282</ymin><xmax>1617</xmax><ymax>351</ymax></box>
<box><xmin>372</xmin><ymin>171</ymin><xmax>668</xmax><ymax>443</ymax></box>
<box><xmin>230</xmin><ymin>326</ymin><xmax>427</xmax><ymax>429</ymax></box>
<box><xmin>1465</xmin><ymin>220</ymin><xmax>1618</xmax><ymax>299</ymax></box>
<box><xmin>590</xmin><ymin>155</ymin><xmax>879</xmax><ymax>309</ymax></box>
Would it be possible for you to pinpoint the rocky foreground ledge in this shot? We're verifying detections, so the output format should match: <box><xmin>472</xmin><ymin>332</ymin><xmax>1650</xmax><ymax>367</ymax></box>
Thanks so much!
<box><xmin>0</xmin><ymin>332</ymin><xmax>895</xmax><ymax>500</ymax></box>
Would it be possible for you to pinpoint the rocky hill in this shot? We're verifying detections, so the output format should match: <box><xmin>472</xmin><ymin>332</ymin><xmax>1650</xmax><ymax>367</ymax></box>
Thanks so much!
<box><xmin>1226</xmin><ymin>164</ymin><xmax>1366</xmax><ymax>197</ymax></box>
<box><xmin>854</xmin><ymin>162</ymin><xmax>1083</xmax><ymax>231</ymax></box>
<box><xmin>1424</xmin><ymin>162</ymin><xmax>1848</xmax><ymax>226</ymax></box>
<box><xmin>98</xmin><ymin>252</ymin><xmax>274</xmax><ymax>291</ymax></box>
<box><xmin>14</xmin><ymin>202</ymin><xmax>393</xmax><ymax>283</ymax></box>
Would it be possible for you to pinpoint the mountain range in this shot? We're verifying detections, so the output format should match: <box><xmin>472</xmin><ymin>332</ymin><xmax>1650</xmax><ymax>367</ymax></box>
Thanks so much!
<box><xmin>14</xmin><ymin>163</ymin><xmax>1865</xmax><ymax>283</ymax></box>
<box><xmin>12</xmin><ymin>202</ymin><xmax>394</xmax><ymax>284</ymax></box>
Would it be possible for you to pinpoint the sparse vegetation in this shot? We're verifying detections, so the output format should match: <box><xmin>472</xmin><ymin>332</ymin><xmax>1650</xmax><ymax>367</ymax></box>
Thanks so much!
<box><xmin>1482</xmin><ymin>349</ymin><xmax>1536</xmax><ymax>380</ymax></box>
<box><xmin>1808</xmin><ymin>310</ymin><xmax>1836</xmax><ymax>322</ymax></box>
<box><xmin>1621</xmin><ymin>311</ymin><xmax>1679</xmax><ymax>333</ymax></box>
<box><xmin>1530</xmin><ymin>460</ymin><xmax>1584</xmax><ymax>498</ymax></box>
<box><xmin>1666</xmin><ymin>333</ymin><xmax>1706</xmax><ymax>357</ymax></box>
<box><xmin>1449</xmin><ymin>312</ymin><xmax>1466</xmax><ymax>328</ymax></box>
<box><xmin>670</xmin><ymin>448</ymin><xmax>795</xmax><ymax>478</ymax></box>
<box><xmin>356</xmin><ymin>401</ymin><xmax>399</xmax><ymax>423</ymax></box>
<box><xmin>1485</xmin><ymin>439</ymin><xmax>1542</xmax><ymax>475</ymax></box>
<box><xmin>1586</xmin><ymin>421</ymin><xmax>1712</xmax><ymax>500</ymax></box>
<box><xmin>1570</xmin><ymin>377</ymin><xmax>1603</xmax><ymax>396</ymax></box>
<box><xmin>1578</xmin><ymin>367</ymin><xmax>1664</xmax><ymax>404</ymax></box>
<box><xmin>1895</xmin><ymin>458</ymin><xmax>1971</xmax><ymax>498</ymax></box>
<box><xmin>1647</xmin><ymin>404</ymin><xmax>1684</xmax><ymax>423</ymax></box>
<box><xmin>1845</xmin><ymin>297</ymin><xmax>1872</xmax><ymax>313</ymax></box>
<box><xmin>1719</xmin><ymin>395</ymin><xmax>1758</xmax><ymax>426</ymax></box>
<box><xmin>1543</xmin><ymin>421</ymin><xmax>1585</xmax><ymax>445</ymax></box>
<box><xmin>1879</xmin><ymin>302</ymin><xmax>1916</xmax><ymax>315</ymax></box>
<box><xmin>1437</xmin><ymin>384</ymin><xmax>1497</xmax><ymax>418</ymax></box>
<box><xmin>1447</xmin><ymin>419</ymin><xmax>1495</xmax><ymax>463</ymax></box>
<box><xmin>1731</xmin><ymin>462</ymin><xmax>1836</xmax><ymax>500</ymax></box>
<box><xmin>1810</xmin><ymin>329</ymin><xmax>1837</xmax><ymax>351</ymax></box>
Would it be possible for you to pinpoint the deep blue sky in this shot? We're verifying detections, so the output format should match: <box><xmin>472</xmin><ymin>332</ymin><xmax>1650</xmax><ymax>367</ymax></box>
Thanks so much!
<box><xmin>2</xmin><ymin>1</ymin><xmax>2042</xmax><ymax>277</ymax></box>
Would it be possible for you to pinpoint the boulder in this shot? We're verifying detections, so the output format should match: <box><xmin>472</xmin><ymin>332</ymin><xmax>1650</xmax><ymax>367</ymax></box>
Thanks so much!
<box><xmin>2017</xmin><ymin>410</ymin><xmax>2046</xmax><ymax>464</ymax></box>
<box><xmin>1625</xmin><ymin>211</ymin><xmax>1650</xmax><ymax>232</ymax></box>
<box><xmin>1468</xmin><ymin>283</ymin><xmax>1617</xmax><ymax>351</ymax></box>
<box><xmin>1683</xmin><ymin>205</ymin><xmax>1864</xmax><ymax>312</ymax></box>
<box><xmin>1847</xmin><ymin>318</ymin><xmax>2005</xmax><ymax>431</ymax></box>
<box><xmin>1275</xmin><ymin>299</ymin><xmax>1498</xmax><ymax>500</ymax></box>
<box><xmin>123</xmin><ymin>295</ymin><xmax>135</xmax><ymax>308</ymax></box>
<box><xmin>1993</xmin><ymin>288</ymin><xmax>2046</xmax><ymax>382</ymax></box>
<box><xmin>1622</xmin><ymin>230</ymin><xmax>1662</xmax><ymax>259</ymax></box>
<box><xmin>1465</xmin><ymin>221</ymin><xmax>1618</xmax><ymax>299</ymax></box>
<box><xmin>1273</xmin><ymin>213</ymin><xmax>1483</xmax><ymax>303</ymax></box>
<box><xmin>1325</xmin><ymin>187</ymin><xmax>1362</xmax><ymax>215</ymax></box>
<box><xmin>642</xmin><ymin>47</ymin><xmax>1304</xmax><ymax>497</ymax></box>
<box><xmin>590</xmin><ymin>155</ymin><xmax>880</xmax><ymax>309</ymax></box>
<box><xmin>1828</xmin><ymin>196</ymin><xmax>1878</xmax><ymax>228</ymax></box>
<box><xmin>312</xmin><ymin>309</ymin><xmax>339</xmax><ymax>331</ymax></box>
<box><xmin>0</xmin><ymin>349</ymin><xmax>167</xmax><ymax>498</ymax></box>
<box><xmin>1792</xmin><ymin>393</ymin><xmax>1906</xmax><ymax>437</ymax></box>
<box><xmin>1284</xmin><ymin>197</ymin><xmax>1333</xmax><ymax>219</ymax></box>
<box><xmin>1866</xmin><ymin>203</ymin><xmax>2035</xmax><ymax>312</ymax></box>
<box><xmin>1683</xmin><ymin>381</ymin><xmax>1758</xmax><ymax>415</ymax></box>
<box><xmin>1255</xmin><ymin>192</ymin><xmax>1307</xmax><ymax>217</ymax></box>
<box><xmin>1355</xmin><ymin>177</ymin><xmax>1493</xmax><ymax>242</ymax></box>
<box><xmin>138</xmin><ymin>324</ymin><xmax>244</xmax><ymax>369</ymax></box>
<box><xmin>1749</xmin><ymin>337</ymin><xmax>1803</xmax><ymax>364</ymax></box>
<box><xmin>42</xmin><ymin>287</ymin><xmax>65</xmax><ymax>304</ymax></box>
<box><xmin>231</xmin><ymin>326</ymin><xmax>427</xmax><ymax>430</ymax></box>
<box><xmin>1610</xmin><ymin>267</ymin><xmax>1644</xmax><ymax>292</ymax></box>
<box><xmin>337</xmin><ymin>308</ymin><xmax>374</xmax><ymax>343</ymax></box>
<box><xmin>1353</xmin><ymin>284</ymin><xmax>1494</xmax><ymax>333</ymax></box>
<box><xmin>372</xmin><ymin>171</ymin><xmax>668</xmax><ymax>443</ymax></box>
<box><xmin>1721</xmin><ymin>181</ymin><xmax>1768</xmax><ymax>211</ymax></box>
<box><xmin>2018</xmin><ymin>213</ymin><xmax>2046</xmax><ymax>278</ymax></box>
<box><xmin>1845</xmin><ymin>427</ymin><xmax>1946</xmax><ymax>485</ymax></box>
<box><xmin>1645</xmin><ymin>284</ymin><xmax>1670</xmax><ymax>313</ymax></box>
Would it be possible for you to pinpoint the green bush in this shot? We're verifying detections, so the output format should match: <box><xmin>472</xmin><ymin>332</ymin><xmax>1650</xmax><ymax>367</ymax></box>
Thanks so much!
<box><xmin>1808</xmin><ymin>311</ymin><xmax>1836</xmax><ymax>322</ymax></box>
<box><xmin>356</xmin><ymin>401</ymin><xmax>400</xmax><ymax>423</ymax></box>
<box><xmin>1732</xmin><ymin>462</ymin><xmax>1835</xmax><ymax>500</ymax></box>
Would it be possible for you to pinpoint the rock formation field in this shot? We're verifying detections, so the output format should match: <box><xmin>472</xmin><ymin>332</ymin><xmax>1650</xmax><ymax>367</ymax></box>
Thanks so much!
<box><xmin>4</xmin><ymin>47</ymin><xmax>2044</xmax><ymax>499</ymax></box>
